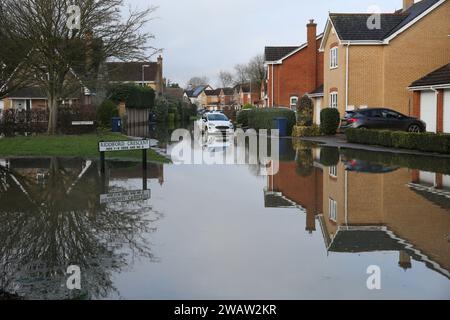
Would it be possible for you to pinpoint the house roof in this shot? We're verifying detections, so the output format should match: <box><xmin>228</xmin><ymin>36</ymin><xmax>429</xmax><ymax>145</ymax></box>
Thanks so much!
<box><xmin>409</xmin><ymin>63</ymin><xmax>450</xmax><ymax>88</ymax></box>
<box><xmin>221</xmin><ymin>87</ymin><xmax>234</xmax><ymax>95</ymax></box>
<box><xmin>190</xmin><ymin>85</ymin><xmax>210</xmax><ymax>98</ymax></box>
<box><xmin>164</xmin><ymin>87</ymin><xmax>185</xmax><ymax>100</ymax></box>
<box><xmin>265</xmin><ymin>34</ymin><xmax>324</xmax><ymax>63</ymax></box>
<box><xmin>265</xmin><ymin>46</ymin><xmax>300</xmax><ymax>62</ymax></box>
<box><xmin>329</xmin><ymin>13</ymin><xmax>406</xmax><ymax>41</ymax></box>
<box><xmin>328</xmin><ymin>0</ymin><xmax>441</xmax><ymax>42</ymax></box>
<box><xmin>309</xmin><ymin>85</ymin><xmax>324</xmax><ymax>96</ymax></box>
<box><xmin>329</xmin><ymin>229</ymin><xmax>405</xmax><ymax>253</ymax></box>
<box><xmin>7</xmin><ymin>86</ymin><xmax>47</xmax><ymax>99</ymax></box>
<box><xmin>205</xmin><ymin>89</ymin><xmax>221</xmax><ymax>96</ymax></box>
<box><xmin>106</xmin><ymin>62</ymin><xmax>158</xmax><ymax>82</ymax></box>
<box><xmin>264</xmin><ymin>193</ymin><xmax>297</xmax><ymax>208</ymax></box>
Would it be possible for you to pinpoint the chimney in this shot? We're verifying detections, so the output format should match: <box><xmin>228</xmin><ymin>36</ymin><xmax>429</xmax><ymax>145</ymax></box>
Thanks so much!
<box><xmin>403</xmin><ymin>0</ymin><xmax>415</xmax><ymax>11</ymax></box>
<box><xmin>157</xmin><ymin>55</ymin><xmax>163</xmax><ymax>95</ymax></box>
<box><xmin>307</xmin><ymin>19</ymin><xmax>318</xmax><ymax>88</ymax></box>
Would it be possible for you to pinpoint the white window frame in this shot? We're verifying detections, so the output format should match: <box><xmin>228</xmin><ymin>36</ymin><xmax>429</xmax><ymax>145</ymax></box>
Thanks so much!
<box><xmin>329</xmin><ymin>165</ymin><xmax>337</xmax><ymax>178</ymax></box>
<box><xmin>329</xmin><ymin>198</ymin><xmax>337</xmax><ymax>222</ymax></box>
<box><xmin>330</xmin><ymin>92</ymin><xmax>338</xmax><ymax>109</ymax></box>
<box><xmin>330</xmin><ymin>47</ymin><xmax>338</xmax><ymax>69</ymax></box>
<box><xmin>290</xmin><ymin>96</ymin><xmax>298</xmax><ymax>110</ymax></box>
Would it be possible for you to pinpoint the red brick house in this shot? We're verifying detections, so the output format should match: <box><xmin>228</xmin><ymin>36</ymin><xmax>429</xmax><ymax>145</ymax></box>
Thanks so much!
<box><xmin>219</xmin><ymin>87</ymin><xmax>235</xmax><ymax>109</ymax></box>
<box><xmin>264</xmin><ymin>20</ymin><xmax>324</xmax><ymax>109</ymax></box>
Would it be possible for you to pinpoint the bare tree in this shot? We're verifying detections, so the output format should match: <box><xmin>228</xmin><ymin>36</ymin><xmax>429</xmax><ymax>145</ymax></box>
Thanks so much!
<box><xmin>234</xmin><ymin>64</ymin><xmax>249</xmax><ymax>85</ymax></box>
<box><xmin>187</xmin><ymin>76</ymin><xmax>210</xmax><ymax>88</ymax></box>
<box><xmin>217</xmin><ymin>70</ymin><xmax>234</xmax><ymax>88</ymax></box>
<box><xmin>246</xmin><ymin>54</ymin><xmax>265</xmax><ymax>87</ymax></box>
<box><xmin>1</xmin><ymin>0</ymin><xmax>158</xmax><ymax>134</ymax></box>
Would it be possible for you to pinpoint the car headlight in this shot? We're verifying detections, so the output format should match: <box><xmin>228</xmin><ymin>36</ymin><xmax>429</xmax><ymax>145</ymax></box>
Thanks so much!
<box><xmin>208</xmin><ymin>124</ymin><xmax>215</xmax><ymax>129</ymax></box>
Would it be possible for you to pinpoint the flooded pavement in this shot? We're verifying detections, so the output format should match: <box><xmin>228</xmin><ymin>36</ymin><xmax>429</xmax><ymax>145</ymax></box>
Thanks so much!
<box><xmin>0</xmin><ymin>127</ymin><xmax>449</xmax><ymax>300</ymax></box>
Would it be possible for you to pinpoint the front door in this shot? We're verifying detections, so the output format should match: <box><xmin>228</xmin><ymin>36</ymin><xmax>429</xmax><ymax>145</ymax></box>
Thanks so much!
<box><xmin>315</xmin><ymin>98</ymin><xmax>322</xmax><ymax>125</ymax></box>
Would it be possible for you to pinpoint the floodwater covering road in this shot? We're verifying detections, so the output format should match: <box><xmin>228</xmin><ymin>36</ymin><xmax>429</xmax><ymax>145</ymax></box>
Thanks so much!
<box><xmin>0</xmin><ymin>124</ymin><xmax>449</xmax><ymax>300</ymax></box>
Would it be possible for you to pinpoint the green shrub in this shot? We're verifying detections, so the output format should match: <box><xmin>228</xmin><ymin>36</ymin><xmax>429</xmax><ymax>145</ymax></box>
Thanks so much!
<box><xmin>246</xmin><ymin>108</ymin><xmax>296</xmax><ymax>135</ymax></box>
<box><xmin>320</xmin><ymin>147</ymin><xmax>340</xmax><ymax>166</ymax></box>
<box><xmin>292</xmin><ymin>124</ymin><xmax>321</xmax><ymax>137</ymax></box>
<box><xmin>242</xmin><ymin>104</ymin><xmax>256</xmax><ymax>110</ymax></box>
<box><xmin>154</xmin><ymin>98</ymin><xmax>169</xmax><ymax>123</ymax></box>
<box><xmin>236</xmin><ymin>109</ymin><xmax>252</xmax><ymax>127</ymax></box>
<box><xmin>296</xmin><ymin>148</ymin><xmax>314</xmax><ymax>177</ymax></box>
<box><xmin>108</xmin><ymin>84</ymin><xmax>155</xmax><ymax>109</ymax></box>
<box><xmin>96</xmin><ymin>100</ymin><xmax>119</xmax><ymax>128</ymax></box>
<box><xmin>296</xmin><ymin>95</ymin><xmax>313</xmax><ymax>126</ymax></box>
<box><xmin>320</xmin><ymin>108</ymin><xmax>340</xmax><ymax>135</ymax></box>
<box><xmin>346</xmin><ymin>128</ymin><xmax>450</xmax><ymax>154</ymax></box>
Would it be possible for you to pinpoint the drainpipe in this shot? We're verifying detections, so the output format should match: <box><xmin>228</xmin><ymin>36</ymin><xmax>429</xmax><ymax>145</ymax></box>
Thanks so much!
<box><xmin>431</xmin><ymin>87</ymin><xmax>440</xmax><ymax>133</ymax></box>
<box><xmin>271</xmin><ymin>64</ymin><xmax>274</xmax><ymax>107</ymax></box>
<box><xmin>345</xmin><ymin>170</ymin><xmax>348</xmax><ymax>227</ymax></box>
<box><xmin>345</xmin><ymin>43</ymin><xmax>350</xmax><ymax>111</ymax></box>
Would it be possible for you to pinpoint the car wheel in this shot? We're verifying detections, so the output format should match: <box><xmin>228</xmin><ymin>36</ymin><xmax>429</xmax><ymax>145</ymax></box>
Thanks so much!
<box><xmin>408</xmin><ymin>124</ymin><xmax>422</xmax><ymax>133</ymax></box>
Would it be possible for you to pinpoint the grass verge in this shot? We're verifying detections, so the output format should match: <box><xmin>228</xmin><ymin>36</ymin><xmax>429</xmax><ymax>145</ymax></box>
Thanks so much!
<box><xmin>0</xmin><ymin>132</ymin><xmax>170</xmax><ymax>163</ymax></box>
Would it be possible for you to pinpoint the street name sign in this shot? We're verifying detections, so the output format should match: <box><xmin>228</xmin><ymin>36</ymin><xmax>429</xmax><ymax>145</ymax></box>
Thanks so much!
<box><xmin>99</xmin><ymin>140</ymin><xmax>150</xmax><ymax>152</ymax></box>
<box><xmin>100</xmin><ymin>190</ymin><xmax>151</xmax><ymax>205</ymax></box>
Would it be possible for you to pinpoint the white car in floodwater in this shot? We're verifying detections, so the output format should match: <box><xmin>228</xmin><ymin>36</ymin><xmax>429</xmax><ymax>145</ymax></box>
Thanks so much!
<box><xmin>197</xmin><ymin>112</ymin><xmax>234</xmax><ymax>135</ymax></box>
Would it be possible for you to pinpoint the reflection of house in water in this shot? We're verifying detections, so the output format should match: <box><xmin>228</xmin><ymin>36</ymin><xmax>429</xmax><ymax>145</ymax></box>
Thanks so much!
<box><xmin>109</xmin><ymin>162</ymin><xmax>164</xmax><ymax>186</ymax></box>
<box><xmin>320</xmin><ymin>161</ymin><xmax>450</xmax><ymax>279</ymax></box>
<box><xmin>265</xmin><ymin>160</ymin><xmax>323</xmax><ymax>233</ymax></box>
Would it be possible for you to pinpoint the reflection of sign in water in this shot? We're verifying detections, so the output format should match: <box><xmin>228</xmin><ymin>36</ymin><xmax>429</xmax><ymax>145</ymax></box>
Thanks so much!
<box><xmin>99</xmin><ymin>140</ymin><xmax>150</xmax><ymax>152</ymax></box>
<box><xmin>100</xmin><ymin>190</ymin><xmax>151</xmax><ymax>204</ymax></box>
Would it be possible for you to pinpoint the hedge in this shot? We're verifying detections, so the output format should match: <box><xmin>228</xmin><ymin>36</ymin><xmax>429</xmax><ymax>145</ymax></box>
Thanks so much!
<box><xmin>108</xmin><ymin>84</ymin><xmax>155</xmax><ymax>109</ymax></box>
<box><xmin>341</xmin><ymin>148</ymin><xmax>450</xmax><ymax>175</ymax></box>
<box><xmin>319</xmin><ymin>147</ymin><xmax>340</xmax><ymax>166</ymax></box>
<box><xmin>244</xmin><ymin>108</ymin><xmax>296</xmax><ymax>135</ymax></box>
<box><xmin>236</xmin><ymin>110</ymin><xmax>252</xmax><ymax>127</ymax></box>
<box><xmin>292</xmin><ymin>125</ymin><xmax>321</xmax><ymax>137</ymax></box>
<box><xmin>320</xmin><ymin>108</ymin><xmax>340</xmax><ymax>135</ymax></box>
<box><xmin>346</xmin><ymin>128</ymin><xmax>450</xmax><ymax>154</ymax></box>
<box><xmin>97</xmin><ymin>100</ymin><xmax>119</xmax><ymax>128</ymax></box>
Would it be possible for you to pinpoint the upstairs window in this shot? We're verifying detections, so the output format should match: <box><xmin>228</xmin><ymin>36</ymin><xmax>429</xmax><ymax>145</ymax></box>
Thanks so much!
<box><xmin>330</xmin><ymin>92</ymin><xmax>338</xmax><ymax>109</ymax></box>
<box><xmin>290</xmin><ymin>96</ymin><xmax>298</xmax><ymax>110</ymax></box>
<box><xmin>330</xmin><ymin>47</ymin><xmax>338</xmax><ymax>69</ymax></box>
<box><xmin>329</xmin><ymin>165</ymin><xmax>337</xmax><ymax>178</ymax></box>
<box><xmin>329</xmin><ymin>198</ymin><xmax>337</xmax><ymax>222</ymax></box>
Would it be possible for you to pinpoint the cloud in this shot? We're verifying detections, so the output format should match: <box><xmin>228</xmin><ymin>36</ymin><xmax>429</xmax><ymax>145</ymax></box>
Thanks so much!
<box><xmin>127</xmin><ymin>0</ymin><xmax>400</xmax><ymax>87</ymax></box>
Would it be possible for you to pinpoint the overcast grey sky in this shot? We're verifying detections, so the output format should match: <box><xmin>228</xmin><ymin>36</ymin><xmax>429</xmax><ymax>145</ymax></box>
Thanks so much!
<box><xmin>130</xmin><ymin>0</ymin><xmax>403</xmax><ymax>87</ymax></box>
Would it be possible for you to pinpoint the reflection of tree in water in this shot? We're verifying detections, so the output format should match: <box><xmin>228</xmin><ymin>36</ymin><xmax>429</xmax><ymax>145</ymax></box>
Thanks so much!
<box><xmin>295</xmin><ymin>142</ymin><xmax>314</xmax><ymax>177</ymax></box>
<box><xmin>0</xmin><ymin>158</ymin><xmax>160</xmax><ymax>300</ymax></box>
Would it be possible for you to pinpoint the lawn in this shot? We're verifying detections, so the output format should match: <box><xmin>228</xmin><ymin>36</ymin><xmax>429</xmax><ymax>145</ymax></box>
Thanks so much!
<box><xmin>0</xmin><ymin>132</ymin><xmax>170</xmax><ymax>163</ymax></box>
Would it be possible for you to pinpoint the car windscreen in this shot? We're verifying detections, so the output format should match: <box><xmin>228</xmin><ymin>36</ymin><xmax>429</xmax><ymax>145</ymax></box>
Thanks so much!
<box><xmin>207</xmin><ymin>114</ymin><xmax>228</xmax><ymax>121</ymax></box>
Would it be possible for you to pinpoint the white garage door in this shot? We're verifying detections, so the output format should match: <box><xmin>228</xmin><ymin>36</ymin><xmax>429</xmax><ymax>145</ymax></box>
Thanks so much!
<box><xmin>443</xmin><ymin>175</ymin><xmax>450</xmax><ymax>190</ymax></box>
<box><xmin>419</xmin><ymin>171</ymin><xmax>436</xmax><ymax>186</ymax></box>
<box><xmin>420</xmin><ymin>91</ymin><xmax>437</xmax><ymax>133</ymax></box>
<box><xmin>444</xmin><ymin>90</ymin><xmax>450</xmax><ymax>134</ymax></box>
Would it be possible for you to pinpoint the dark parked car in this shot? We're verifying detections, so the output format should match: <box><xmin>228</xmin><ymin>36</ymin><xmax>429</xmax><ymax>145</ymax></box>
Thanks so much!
<box><xmin>340</xmin><ymin>108</ymin><xmax>426</xmax><ymax>133</ymax></box>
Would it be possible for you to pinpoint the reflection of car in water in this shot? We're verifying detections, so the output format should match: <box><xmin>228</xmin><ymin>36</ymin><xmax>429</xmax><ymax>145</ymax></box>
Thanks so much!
<box><xmin>197</xmin><ymin>133</ymin><xmax>233</xmax><ymax>155</ymax></box>
<box><xmin>196</xmin><ymin>112</ymin><xmax>234</xmax><ymax>135</ymax></box>
<box><xmin>344</xmin><ymin>159</ymin><xmax>399</xmax><ymax>174</ymax></box>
